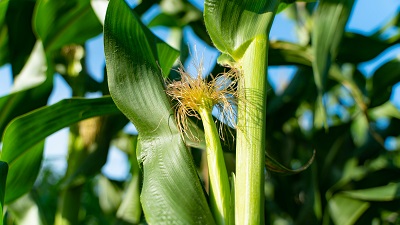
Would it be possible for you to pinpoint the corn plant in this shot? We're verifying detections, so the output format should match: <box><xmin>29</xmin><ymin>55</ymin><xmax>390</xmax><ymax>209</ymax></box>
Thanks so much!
<box><xmin>1</xmin><ymin>0</ymin><xmax>400</xmax><ymax>224</ymax></box>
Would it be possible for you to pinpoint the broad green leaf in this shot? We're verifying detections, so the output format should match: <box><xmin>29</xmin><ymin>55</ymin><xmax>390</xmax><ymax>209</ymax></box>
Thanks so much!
<box><xmin>0</xmin><ymin>161</ymin><xmax>7</xmax><ymax>223</ymax></box>
<box><xmin>34</xmin><ymin>0</ymin><xmax>102</xmax><ymax>52</ymax></box>
<box><xmin>0</xmin><ymin>41</ymin><xmax>52</xmax><ymax>138</ymax></box>
<box><xmin>0</xmin><ymin>97</ymin><xmax>121</xmax><ymax>203</ymax></box>
<box><xmin>342</xmin><ymin>183</ymin><xmax>400</xmax><ymax>201</ymax></box>
<box><xmin>328</xmin><ymin>194</ymin><xmax>370</xmax><ymax>225</ymax></box>
<box><xmin>204</xmin><ymin>0</ymin><xmax>279</xmax><ymax>60</ymax></box>
<box><xmin>5</xmin><ymin>0</ymin><xmax>37</xmax><ymax>75</ymax></box>
<box><xmin>369</xmin><ymin>58</ymin><xmax>400</xmax><ymax>108</ymax></box>
<box><xmin>104</xmin><ymin>0</ymin><xmax>215</xmax><ymax>223</ymax></box>
<box><xmin>311</xmin><ymin>0</ymin><xmax>355</xmax><ymax>129</ymax></box>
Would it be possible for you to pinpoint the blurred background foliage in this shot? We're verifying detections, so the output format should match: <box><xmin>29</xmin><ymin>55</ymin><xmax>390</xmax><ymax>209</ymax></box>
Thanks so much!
<box><xmin>0</xmin><ymin>0</ymin><xmax>399</xmax><ymax>224</ymax></box>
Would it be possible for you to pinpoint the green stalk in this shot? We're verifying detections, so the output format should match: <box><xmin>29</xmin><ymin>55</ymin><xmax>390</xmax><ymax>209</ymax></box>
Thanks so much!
<box><xmin>235</xmin><ymin>35</ymin><xmax>268</xmax><ymax>224</ymax></box>
<box><xmin>198</xmin><ymin>106</ymin><xmax>232</xmax><ymax>225</ymax></box>
<box><xmin>55</xmin><ymin>127</ymin><xmax>86</xmax><ymax>225</ymax></box>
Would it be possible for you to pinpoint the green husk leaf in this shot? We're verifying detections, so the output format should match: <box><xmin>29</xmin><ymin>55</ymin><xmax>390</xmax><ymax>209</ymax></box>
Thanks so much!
<box><xmin>104</xmin><ymin>0</ymin><xmax>215</xmax><ymax>223</ymax></box>
<box><xmin>204</xmin><ymin>0</ymin><xmax>278</xmax><ymax>60</ymax></box>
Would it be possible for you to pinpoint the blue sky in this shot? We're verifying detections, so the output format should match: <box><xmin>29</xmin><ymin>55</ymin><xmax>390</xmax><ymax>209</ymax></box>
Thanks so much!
<box><xmin>0</xmin><ymin>0</ymin><xmax>399</xmax><ymax>179</ymax></box>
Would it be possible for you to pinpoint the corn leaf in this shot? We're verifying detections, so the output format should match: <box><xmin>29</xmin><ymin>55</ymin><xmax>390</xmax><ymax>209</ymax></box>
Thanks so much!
<box><xmin>342</xmin><ymin>183</ymin><xmax>400</xmax><ymax>201</ymax></box>
<box><xmin>5</xmin><ymin>0</ymin><xmax>37</xmax><ymax>74</ymax></box>
<box><xmin>0</xmin><ymin>97</ymin><xmax>121</xmax><ymax>203</ymax></box>
<box><xmin>328</xmin><ymin>194</ymin><xmax>370</xmax><ymax>225</ymax></box>
<box><xmin>312</xmin><ymin>0</ymin><xmax>355</xmax><ymax>129</ymax></box>
<box><xmin>0</xmin><ymin>41</ymin><xmax>52</xmax><ymax>139</ymax></box>
<box><xmin>104</xmin><ymin>0</ymin><xmax>215</xmax><ymax>223</ymax></box>
<box><xmin>369</xmin><ymin>58</ymin><xmax>400</xmax><ymax>108</ymax></box>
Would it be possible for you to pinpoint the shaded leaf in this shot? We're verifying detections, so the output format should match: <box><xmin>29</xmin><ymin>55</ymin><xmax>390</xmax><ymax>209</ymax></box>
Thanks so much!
<box><xmin>369</xmin><ymin>58</ymin><xmax>400</xmax><ymax>108</ymax></box>
<box><xmin>269</xmin><ymin>41</ymin><xmax>313</xmax><ymax>66</ymax></box>
<box><xmin>0</xmin><ymin>161</ymin><xmax>7</xmax><ymax>222</ymax></box>
<box><xmin>0</xmin><ymin>97</ymin><xmax>121</xmax><ymax>203</ymax></box>
<box><xmin>311</xmin><ymin>0</ymin><xmax>355</xmax><ymax>129</ymax></box>
<box><xmin>266</xmin><ymin>150</ymin><xmax>315</xmax><ymax>175</ymax></box>
<box><xmin>104</xmin><ymin>0</ymin><xmax>215</xmax><ymax>223</ymax></box>
<box><xmin>338</xmin><ymin>32</ymin><xmax>399</xmax><ymax>64</ymax></box>
<box><xmin>5</xmin><ymin>0</ymin><xmax>37</xmax><ymax>75</ymax></box>
<box><xmin>34</xmin><ymin>0</ymin><xmax>102</xmax><ymax>52</ymax></box>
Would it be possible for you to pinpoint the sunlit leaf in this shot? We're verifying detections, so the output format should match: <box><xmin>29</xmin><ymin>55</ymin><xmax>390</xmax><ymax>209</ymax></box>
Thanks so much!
<box><xmin>328</xmin><ymin>194</ymin><xmax>370</xmax><ymax>225</ymax></box>
<box><xmin>350</xmin><ymin>113</ymin><xmax>369</xmax><ymax>147</ymax></box>
<box><xmin>342</xmin><ymin>182</ymin><xmax>400</xmax><ymax>201</ymax></box>
<box><xmin>7</xmin><ymin>194</ymin><xmax>43</xmax><ymax>225</ymax></box>
<box><xmin>0</xmin><ymin>97</ymin><xmax>121</xmax><ymax>203</ymax></box>
<box><xmin>0</xmin><ymin>41</ymin><xmax>52</xmax><ymax>138</ymax></box>
<box><xmin>98</xmin><ymin>175</ymin><xmax>122</xmax><ymax>214</ymax></box>
<box><xmin>104</xmin><ymin>0</ymin><xmax>215</xmax><ymax>223</ymax></box>
<box><xmin>369</xmin><ymin>101</ymin><xmax>400</xmax><ymax>120</ymax></box>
